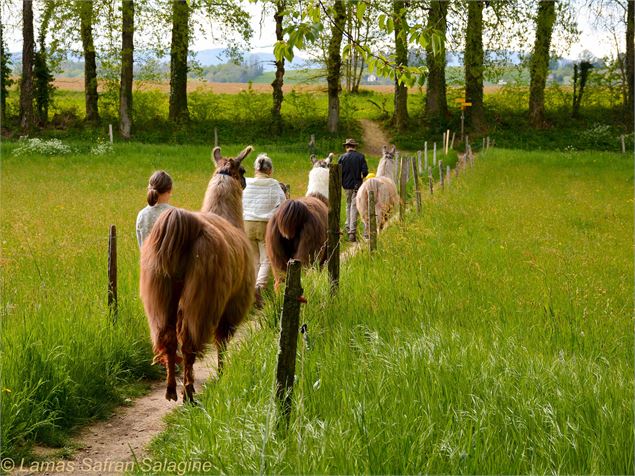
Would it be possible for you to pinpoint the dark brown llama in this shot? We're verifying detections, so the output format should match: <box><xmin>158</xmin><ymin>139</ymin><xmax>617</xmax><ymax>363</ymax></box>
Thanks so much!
<box><xmin>140</xmin><ymin>146</ymin><xmax>255</xmax><ymax>402</ymax></box>
<box><xmin>266</xmin><ymin>156</ymin><xmax>330</xmax><ymax>288</ymax></box>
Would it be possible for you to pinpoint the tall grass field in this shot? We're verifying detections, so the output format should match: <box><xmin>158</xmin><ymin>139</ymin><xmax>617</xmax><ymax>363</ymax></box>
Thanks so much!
<box><xmin>1</xmin><ymin>139</ymin><xmax>632</xmax><ymax>473</ymax></box>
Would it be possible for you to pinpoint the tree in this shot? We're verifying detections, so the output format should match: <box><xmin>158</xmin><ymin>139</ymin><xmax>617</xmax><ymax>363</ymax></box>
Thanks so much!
<box><xmin>0</xmin><ymin>21</ymin><xmax>13</xmax><ymax>126</ymax></box>
<box><xmin>464</xmin><ymin>0</ymin><xmax>486</xmax><ymax>132</ymax></box>
<box><xmin>392</xmin><ymin>0</ymin><xmax>409</xmax><ymax>131</ymax></box>
<box><xmin>168</xmin><ymin>0</ymin><xmax>189</xmax><ymax>122</ymax></box>
<box><xmin>119</xmin><ymin>0</ymin><xmax>134</xmax><ymax>138</ymax></box>
<box><xmin>78</xmin><ymin>0</ymin><xmax>99</xmax><ymax>123</ymax></box>
<box><xmin>326</xmin><ymin>0</ymin><xmax>346</xmax><ymax>133</ymax></box>
<box><xmin>20</xmin><ymin>0</ymin><xmax>35</xmax><ymax>132</ymax></box>
<box><xmin>34</xmin><ymin>0</ymin><xmax>55</xmax><ymax>127</ymax></box>
<box><xmin>528</xmin><ymin>0</ymin><xmax>557</xmax><ymax>128</ymax></box>
<box><xmin>271</xmin><ymin>0</ymin><xmax>285</xmax><ymax>134</ymax></box>
<box><xmin>424</xmin><ymin>0</ymin><xmax>448</xmax><ymax>126</ymax></box>
<box><xmin>572</xmin><ymin>60</ymin><xmax>593</xmax><ymax>117</ymax></box>
<box><xmin>627</xmin><ymin>0</ymin><xmax>634</xmax><ymax>126</ymax></box>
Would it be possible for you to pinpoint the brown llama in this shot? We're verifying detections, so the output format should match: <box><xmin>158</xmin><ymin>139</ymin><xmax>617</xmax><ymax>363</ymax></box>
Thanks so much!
<box><xmin>140</xmin><ymin>146</ymin><xmax>255</xmax><ymax>402</ymax></box>
<box><xmin>266</xmin><ymin>155</ymin><xmax>330</xmax><ymax>288</ymax></box>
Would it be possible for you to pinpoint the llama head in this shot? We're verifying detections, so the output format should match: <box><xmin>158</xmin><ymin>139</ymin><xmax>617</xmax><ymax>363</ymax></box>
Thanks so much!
<box><xmin>381</xmin><ymin>145</ymin><xmax>397</xmax><ymax>162</ymax></box>
<box><xmin>212</xmin><ymin>145</ymin><xmax>253</xmax><ymax>189</ymax></box>
<box><xmin>310</xmin><ymin>153</ymin><xmax>333</xmax><ymax>169</ymax></box>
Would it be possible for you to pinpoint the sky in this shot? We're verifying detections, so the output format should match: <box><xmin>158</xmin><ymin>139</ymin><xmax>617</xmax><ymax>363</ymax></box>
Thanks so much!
<box><xmin>2</xmin><ymin>1</ymin><xmax>625</xmax><ymax>63</ymax></box>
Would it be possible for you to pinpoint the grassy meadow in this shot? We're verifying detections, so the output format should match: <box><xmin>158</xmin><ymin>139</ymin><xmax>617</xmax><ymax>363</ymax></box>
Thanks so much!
<box><xmin>143</xmin><ymin>148</ymin><xmax>633</xmax><ymax>474</ymax></box>
<box><xmin>0</xmin><ymin>80</ymin><xmax>633</xmax><ymax>469</ymax></box>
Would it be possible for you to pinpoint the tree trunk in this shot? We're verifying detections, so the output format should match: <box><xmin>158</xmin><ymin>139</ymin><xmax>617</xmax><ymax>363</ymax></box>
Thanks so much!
<box><xmin>392</xmin><ymin>0</ymin><xmax>409</xmax><ymax>131</ymax></box>
<box><xmin>424</xmin><ymin>0</ymin><xmax>448</xmax><ymax>126</ymax></box>
<box><xmin>1</xmin><ymin>21</ymin><xmax>11</xmax><ymax>126</ymax></box>
<box><xmin>464</xmin><ymin>0</ymin><xmax>485</xmax><ymax>131</ymax></box>
<box><xmin>528</xmin><ymin>0</ymin><xmax>556</xmax><ymax>128</ymax></box>
<box><xmin>79</xmin><ymin>0</ymin><xmax>99</xmax><ymax>123</ymax></box>
<box><xmin>119</xmin><ymin>0</ymin><xmax>134</xmax><ymax>138</ymax></box>
<box><xmin>271</xmin><ymin>0</ymin><xmax>285</xmax><ymax>134</ymax></box>
<box><xmin>626</xmin><ymin>0</ymin><xmax>634</xmax><ymax>126</ymax></box>
<box><xmin>19</xmin><ymin>0</ymin><xmax>35</xmax><ymax>132</ymax></box>
<box><xmin>169</xmin><ymin>0</ymin><xmax>189</xmax><ymax>122</ymax></box>
<box><xmin>34</xmin><ymin>0</ymin><xmax>54</xmax><ymax>127</ymax></box>
<box><xmin>326</xmin><ymin>0</ymin><xmax>345</xmax><ymax>133</ymax></box>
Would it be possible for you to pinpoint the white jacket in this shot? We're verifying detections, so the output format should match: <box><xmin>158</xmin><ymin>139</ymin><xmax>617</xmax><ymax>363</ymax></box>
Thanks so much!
<box><xmin>243</xmin><ymin>174</ymin><xmax>286</xmax><ymax>222</ymax></box>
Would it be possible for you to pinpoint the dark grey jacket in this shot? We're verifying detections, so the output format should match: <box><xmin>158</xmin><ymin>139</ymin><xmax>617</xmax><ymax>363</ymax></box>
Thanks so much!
<box><xmin>338</xmin><ymin>150</ymin><xmax>368</xmax><ymax>190</ymax></box>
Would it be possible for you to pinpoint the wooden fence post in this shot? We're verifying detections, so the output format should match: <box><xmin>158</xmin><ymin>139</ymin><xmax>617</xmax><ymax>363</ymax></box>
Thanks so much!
<box><xmin>424</xmin><ymin>141</ymin><xmax>428</xmax><ymax>171</ymax></box>
<box><xmin>399</xmin><ymin>157</ymin><xmax>407</xmax><ymax>221</ymax></box>
<box><xmin>395</xmin><ymin>151</ymin><xmax>401</xmax><ymax>186</ymax></box>
<box><xmin>368</xmin><ymin>191</ymin><xmax>377</xmax><ymax>251</ymax></box>
<box><xmin>487</xmin><ymin>136</ymin><xmax>490</xmax><ymax>150</ymax></box>
<box><xmin>275</xmin><ymin>259</ymin><xmax>303</xmax><ymax>424</ymax></box>
<box><xmin>108</xmin><ymin>225</ymin><xmax>117</xmax><ymax>317</ymax></box>
<box><xmin>417</xmin><ymin>150</ymin><xmax>422</xmax><ymax>175</ymax></box>
<box><xmin>445</xmin><ymin>129</ymin><xmax>450</xmax><ymax>155</ymax></box>
<box><xmin>108</xmin><ymin>124</ymin><xmax>113</xmax><ymax>144</ymax></box>
<box><xmin>450</xmin><ymin>131</ymin><xmax>456</xmax><ymax>150</ymax></box>
<box><xmin>438</xmin><ymin>159</ymin><xmax>444</xmax><ymax>189</ymax></box>
<box><xmin>214</xmin><ymin>127</ymin><xmax>219</xmax><ymax>147</ymax></box>
<box><xmin>428</xmin><ymin>171</ymin><xmax>434</xmax><ymax>195</ymax></box>
<box><xmin>327</xmin><ymin>163</ymin><xmax>342</xmax><ymax>293</ymax></box>
<box><xmin>446</xmin><ymin>165</ymin><xmax>451</xmax><ymax>185</ymax></box>
<box><xmin>309</xmin><ymin>134</ymin><xmax>316</xmax><ymax>156</ymax></box>
<box><xmin>433</xmin><ymin>142</ymin><xmax>437</xmax><ymax>166</ymax></box>
<box><xmin>621</xmin><ymin>135</ymin><xmax>626</xmax><ymax>153</ymax></box>
<box><xmin>412</xmin><ymin>155</ymin><xmax>422</xmax><ymax>213</ymax></box>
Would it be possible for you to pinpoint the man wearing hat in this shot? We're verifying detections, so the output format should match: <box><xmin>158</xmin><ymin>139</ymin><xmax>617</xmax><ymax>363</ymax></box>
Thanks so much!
<box><xmin>338</xmin><ymin>138</ymin><xmax>368</xmax><ymax>242</ymax></box>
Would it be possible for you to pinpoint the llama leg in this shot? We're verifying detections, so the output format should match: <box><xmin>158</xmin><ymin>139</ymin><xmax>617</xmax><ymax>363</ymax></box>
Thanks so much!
<box><xmin>181</xmin><ymin>346</ymin><xmax>196</xmax><ymax>403</ymax></box>
<box><xmin>216</xmin><ymin>294</ymin><xmax>249</xmax><ymax>374</ymax></box>
<box><xmin>165</xmin><ymin>350</ymin><xmax>177</xmax><ymax>401</ymax></box>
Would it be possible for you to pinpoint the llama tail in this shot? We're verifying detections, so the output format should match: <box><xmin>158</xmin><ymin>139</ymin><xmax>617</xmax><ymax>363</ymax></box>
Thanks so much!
<box><xmin>140</xmin><ymin>208</ymin><xmax>202</xmax><ymax>364</ymax></box>
<box><xmin>274</xmin><ymin>199</ymin><xmax>311</xmax><ymax>240</ymax></box>
<box><xmin>142</xmin><ymin>208</ymin><xmax>202</xmax><ymax>278</ymax></box>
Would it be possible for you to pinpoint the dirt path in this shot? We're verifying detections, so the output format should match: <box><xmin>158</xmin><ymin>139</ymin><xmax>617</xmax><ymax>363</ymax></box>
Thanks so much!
<box><xmin>16</xmin><ymin>355</ymin><xmax>217</xmax><ymax>475</ymax></box>
<box><xmin>359</xmin><ymin>119</ymin><xmax>392</xmax><ymax>157</ymax></box>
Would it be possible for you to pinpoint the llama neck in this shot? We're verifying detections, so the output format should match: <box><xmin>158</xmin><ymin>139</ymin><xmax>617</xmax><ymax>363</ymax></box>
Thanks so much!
<box><xmin>201</xmin><ymin>175</ymin><xmax>244</xmax><ymax>229</ymax></box>
<box><xmin>377</xmin><ymin>159</ymin><xmax>395</xmax><ymax>182</ymax></box>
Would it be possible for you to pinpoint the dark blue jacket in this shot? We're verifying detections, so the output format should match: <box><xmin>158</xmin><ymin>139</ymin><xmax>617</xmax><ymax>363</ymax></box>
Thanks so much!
<box><xmin>338</xmin><ymin>150</ymin><xmax>368</xmax><ymax>190</ymax></box>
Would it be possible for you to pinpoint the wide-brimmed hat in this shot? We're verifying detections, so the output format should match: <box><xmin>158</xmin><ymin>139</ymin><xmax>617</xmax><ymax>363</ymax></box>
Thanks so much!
<box><xmin>343</xmin><ymin>138</ymin><xmax>359</xmax><ymax>147</ymax></box>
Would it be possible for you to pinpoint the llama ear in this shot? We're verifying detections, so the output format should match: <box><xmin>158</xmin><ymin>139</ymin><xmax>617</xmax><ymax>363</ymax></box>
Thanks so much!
<box><xmin>390</xmin><ymin>145</ymin><xmax>396</xmax><ymax>154</ymax></box>
<box><xmin>326</xmin><ymin>152</ymin><xmax>334</xmax><ymax>164</ymax></box>
<box><xmin>382</xmin><ymin>145</ymin><xmax>387</xmax><ymax>155</ymax></box>
<box><xmin>236</xmin><ymin>145</ymin><xmax>254</xmax><ymax>163</ymax></box>
<box><xmin>212</xmin><ymin>147</ymin><xmax>222</xmax><ymax>166</ymax></box>
<box><xmin>310</xmin><ymin>154</ymin><xmax>317</xmax><ymax>165</ymax></box>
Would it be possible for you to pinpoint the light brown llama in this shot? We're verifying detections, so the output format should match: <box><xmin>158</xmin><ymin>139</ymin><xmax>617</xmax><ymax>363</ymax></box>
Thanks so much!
<box><xmin>356</xmin><ymin>145</ymin><xmax>400</xmax><ymax>237</ymax></box>
<box><xmin>140</xmin><ymin>146</ymin><xmax>255</xmax><ymax>403</ymax></box>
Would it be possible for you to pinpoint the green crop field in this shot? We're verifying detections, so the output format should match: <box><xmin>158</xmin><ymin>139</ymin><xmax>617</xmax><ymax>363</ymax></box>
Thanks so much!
<box><xmin>1</xmin><ymin>137</ymin><xmax>631</xmax><ymax>472</ymax></box>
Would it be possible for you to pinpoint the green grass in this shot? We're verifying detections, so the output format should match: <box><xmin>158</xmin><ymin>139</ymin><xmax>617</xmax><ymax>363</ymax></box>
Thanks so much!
<box><xmin>144</xmin><ymin>148</ymin><xmax>633</xmax><ymax>474</ymax></box>
<box><xmin>1</xmin><ymin>139</ymin><xmax>632</xmax><ymax>471</ymax></box>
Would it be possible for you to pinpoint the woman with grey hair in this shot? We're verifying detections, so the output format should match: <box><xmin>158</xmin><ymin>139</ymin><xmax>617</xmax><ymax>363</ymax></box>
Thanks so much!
<box><xmin>242</xmin><ymin>153</ymin><xmax>287</xmax><ymax>307</ymax></box>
